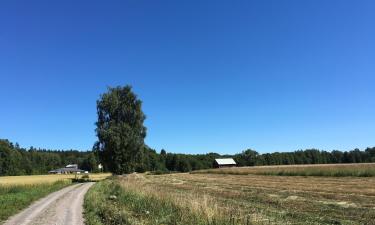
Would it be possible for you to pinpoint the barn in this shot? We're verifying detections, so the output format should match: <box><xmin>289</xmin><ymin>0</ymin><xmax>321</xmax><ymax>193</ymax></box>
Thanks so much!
<box><xmin>214</xmin><ymin>158</ymin><xmax>237</xmax><ymax>168</ymax></box>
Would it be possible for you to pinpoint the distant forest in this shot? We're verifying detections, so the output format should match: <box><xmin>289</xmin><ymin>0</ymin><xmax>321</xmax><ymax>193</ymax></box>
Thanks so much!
<box><xmin>1</xmin><ymin>138</ymin><xmax>375</xmax><ymax>176</ymax></box>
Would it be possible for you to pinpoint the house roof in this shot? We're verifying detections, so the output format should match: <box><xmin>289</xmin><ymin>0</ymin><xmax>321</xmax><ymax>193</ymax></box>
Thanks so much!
<box><xmin>49</xmin><ymin>167</ymin><xmax>84</xmax><ymax>173</ymax></box>
<box><xmin>65</xmin><ymin>164</ymin><xmax>78</xmax><ymax>168</ymax></box>
<box><xmin>215</xmin><ymin>158</ymin><xmax>236</xmax><ymax>165</ymax></box>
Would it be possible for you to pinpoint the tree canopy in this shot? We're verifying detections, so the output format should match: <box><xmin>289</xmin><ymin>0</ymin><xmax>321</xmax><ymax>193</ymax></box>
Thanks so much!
<box><xmin>95</xmin><ymin>86</ymin><xmax>147</xmax><ymax>174</ymax></box>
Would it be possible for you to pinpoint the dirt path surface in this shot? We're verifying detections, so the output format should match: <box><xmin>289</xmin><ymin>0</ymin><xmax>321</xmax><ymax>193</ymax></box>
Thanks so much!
<box><xmin>4</xmin><ymin>182</ymin><xmax>94</xmax><ymax>225</ymax></box>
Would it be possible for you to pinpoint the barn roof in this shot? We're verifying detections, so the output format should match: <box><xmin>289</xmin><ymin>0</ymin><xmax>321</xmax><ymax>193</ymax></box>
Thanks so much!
<box><xmin>215</xmin><ymin>158</ymin><xmax>236</xmax><ymax>165</ymax></box>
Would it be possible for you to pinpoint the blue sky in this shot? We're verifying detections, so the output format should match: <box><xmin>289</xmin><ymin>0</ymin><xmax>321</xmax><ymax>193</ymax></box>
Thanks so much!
<box><xmin>0</xmin><ymin>0</ymin><xmax>374</xmax><ymax>154</ymax></box>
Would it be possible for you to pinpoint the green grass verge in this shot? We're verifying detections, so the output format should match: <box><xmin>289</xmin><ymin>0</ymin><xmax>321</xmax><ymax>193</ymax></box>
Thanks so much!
<box><xmin>0</xmin><ymin>180</ymin><xmax>71</xmax><ymax>222</ymax></box>
<box><xmin>84</xmin><ymin>178</ymin><xmax>229</xmax><ymax>225</ymax></box>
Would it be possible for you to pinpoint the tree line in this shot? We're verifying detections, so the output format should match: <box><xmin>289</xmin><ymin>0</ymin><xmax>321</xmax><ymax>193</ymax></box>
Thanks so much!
<box><xmin>1</xmin><ymin>138</ymin><xmax>375</xmax><ymax>176</ymax></box>
<box><xmin>0</xmin><ymin>139</ymin><xmax>98</xmax><ymax>176</ymax></box>
<box><xmin>2</xmin><ymin>85</ymin><xmax>374</xmax><ymax>176</ymax></box>
<box><xmin>233</xmin><ymin>148</ymin><xmax>375</xmax><ymax>167</ymax></box>
<box><xmin>141</xmin><ymin>146</ymin><xmax>375</xmax><ymax>173</ymax></box>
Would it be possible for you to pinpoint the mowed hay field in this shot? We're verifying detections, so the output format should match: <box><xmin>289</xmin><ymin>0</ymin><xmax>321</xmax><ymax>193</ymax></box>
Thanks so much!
<box><xmin>0</xmin><ymin>173</ymin><xmax>111</xmax><ymax>186</ymax></box>
<box><xmin>86</xmin><ymin>172</ymin><xmax>375</xmax><ymax>225</ymax></box>
<box><xmin>192</xmin><ymin>163</ymin><xmax>375</xmax><ymax>177</ymax></box>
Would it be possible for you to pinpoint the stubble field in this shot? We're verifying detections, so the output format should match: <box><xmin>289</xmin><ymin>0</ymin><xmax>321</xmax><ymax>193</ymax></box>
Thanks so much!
<box><xmin>85</xmin><ymin>170</ymin><xmax>375</xmax><ymax>225</ymax></box>
<box><xmin>192</xmin><ymin>163</ymin><xmax>375</xmax><ymax>177</ymax></box>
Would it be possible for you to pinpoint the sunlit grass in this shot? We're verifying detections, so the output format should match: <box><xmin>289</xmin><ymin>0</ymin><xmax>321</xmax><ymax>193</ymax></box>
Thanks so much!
<box><xmin>0</xmin><ymin>180</ymin><xmax>71</xmax><ymax>222</ymax></box>
<box><xmin>84</xmin><ymin>176</ymin><xmax>229</xmax><ymax>225</ymax></box>
<box><xmin>192</xmin><ymin>163</ymin><xmax>375</xmax><ymax>177</ymax></box>
<box><xmin>85</xmin><ymin>172</ymin><xmax>375</xmax><ymax>225</ymax></box>
<box><xmin>0</xmin><ymin>173</ymin><xmax>112</xmax><ymax>186</ymax></box>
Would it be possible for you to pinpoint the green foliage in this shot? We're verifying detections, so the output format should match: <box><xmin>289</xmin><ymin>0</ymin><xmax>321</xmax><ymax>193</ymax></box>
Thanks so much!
<box><xmin>234</xmin><ymin>149</ymin><xmax>258</xmax><ymax>166</ymax></box>
<box><xmin>84</xmin><ymin>179</ymin><xmax>129</xmax><ymax>225</ymax></box>
<box><xmin>0</xmin><ymin>180</ymin><xmax>71</xmax><ymax>222</ymax></box>
<box><xmin>251</xmin><ymin>148</ymin><xmax>375</xmax><ymax>166</ymax></box>
<box><xmin>2</xmin><ymin>137</ymin><xmax>375</xmax><ymax>176</ymax></box>
<box><xmin>95</xmin><ymin>86</ymin><xmax>147</xmax><ymax>174</ymax></box>
<box><xmin>0</xmin><ymin>139</ymin><xmax>99</xmax><ymax>176</ymax></box>
<box><xmin>81</xmin><ymin>153</ymin><xmax>99</xmax><ymax>172</ymax></box>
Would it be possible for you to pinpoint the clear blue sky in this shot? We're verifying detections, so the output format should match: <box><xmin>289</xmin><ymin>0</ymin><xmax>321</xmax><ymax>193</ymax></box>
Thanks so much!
<box><xmin>1</xmin><ymin>0</ymin><xmax>374</xmax><ymax>154</ymax></box>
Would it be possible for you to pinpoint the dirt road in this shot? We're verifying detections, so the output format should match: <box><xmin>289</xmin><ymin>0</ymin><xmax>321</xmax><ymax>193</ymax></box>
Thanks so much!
<box><xmin>4</xmin><ymin>182</ymin><xmax>94</xmax><ymax>225</ymax></box>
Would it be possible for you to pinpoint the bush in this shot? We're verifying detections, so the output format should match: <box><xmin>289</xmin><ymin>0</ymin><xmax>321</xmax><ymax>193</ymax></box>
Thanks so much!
<box><xmin>72</xmin><ymin>174</ymin><xmax>91</xmax><ymax>183</ymax></box>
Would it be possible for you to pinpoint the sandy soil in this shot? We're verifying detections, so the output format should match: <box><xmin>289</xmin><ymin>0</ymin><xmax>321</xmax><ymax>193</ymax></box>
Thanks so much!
<box><xmin>4</xmin><ymin>182</ymin><xmax>94</xmax><ymax>225</ymax></box>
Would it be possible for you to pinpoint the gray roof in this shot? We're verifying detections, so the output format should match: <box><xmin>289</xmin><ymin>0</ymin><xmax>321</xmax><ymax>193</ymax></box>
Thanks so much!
<box><xmin>49</xmin><ymin>167</ymin><xmax>84</xmax><ymax>173</ymax></box>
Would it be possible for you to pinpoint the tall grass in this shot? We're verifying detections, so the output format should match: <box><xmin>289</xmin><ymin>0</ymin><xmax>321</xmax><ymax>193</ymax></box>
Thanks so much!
<box><xmin>0</xmin><ymin>180</ymin><xmax>71</xmax><ymax>222</ymax></box>
<box><xmin>192</xmin><ymin>163</ymin><xmax>375</xmax><ymax>177</ymax></box>
<box><xmin>85</xmin><ymin>173</ymin><xmax>375</xmax><ymax>225</ymax></box>
<box><xmin>84</xmin><ymin>177</ymin><xmax>242</xmax><ymax>225</ymax></box>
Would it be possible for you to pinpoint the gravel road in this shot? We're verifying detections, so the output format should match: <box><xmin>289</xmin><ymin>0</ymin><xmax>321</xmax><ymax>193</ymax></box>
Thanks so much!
<box><xmin>4</xmin><ymin>182</ymin><xmax>94</xmax><ymax>225</ymax></box>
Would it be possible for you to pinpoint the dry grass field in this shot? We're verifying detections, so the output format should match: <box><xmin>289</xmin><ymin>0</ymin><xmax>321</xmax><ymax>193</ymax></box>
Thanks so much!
<box><xmin>192</xmin><ymin>163</ymin><xmax>375</xmax><ymax>177</ymax></box>
<box><xmin>0</xmin><ymin>173</ymin><xmax>111</xmax><ymax>186</ymax></box>
<box><xmin>85</xmin><ymin>172</ymin><xmax>375</xmax><ymax>225</ymax></box>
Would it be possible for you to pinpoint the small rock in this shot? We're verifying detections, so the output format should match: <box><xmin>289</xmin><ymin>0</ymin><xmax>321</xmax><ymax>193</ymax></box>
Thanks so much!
<box><xmin>109</xmin><ymin>195</ymin><xmax>117</xmax><ymax>200</ymax></box>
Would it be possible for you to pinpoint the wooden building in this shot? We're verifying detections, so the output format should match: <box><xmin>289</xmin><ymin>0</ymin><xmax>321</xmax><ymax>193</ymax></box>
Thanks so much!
<box><xmin>214</xmin><ymin>158</ymin><xmax>237</xmax><ymax>168</ymax></box>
